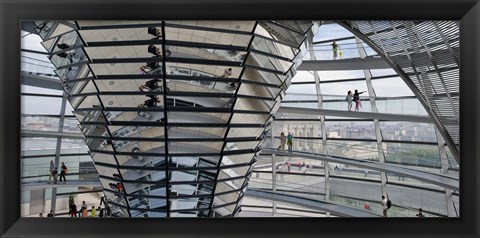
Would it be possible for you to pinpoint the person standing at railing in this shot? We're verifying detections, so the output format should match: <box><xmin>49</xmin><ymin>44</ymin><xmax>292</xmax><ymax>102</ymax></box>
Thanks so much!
<box><xmin>70</xmin><ymin>203</ymin><xmax>77</xmax><ymax>217</ymax></box>
<box><xmin>59</xmin><ymin>162</ymin><xmax>68</xmax><ymax>184</ymax></box>
<box><xmin>287</xmin><ymin>132</ymin><xmax>293</xmax><ymax>153</ymax></box>
<box><xmin>353</xmin><ymin>89</ymin><xmax>366</xmax><ymax>111</ymax></box>
<box><xmin>363</xmin><ymin>202</ymin><xmax>370</xmax><ymax>210</ymax></box>
<box><xmin>47</xmin><ymin>210</ymin><xmax>54</xmax><ymax>217</ymax></box>
<box><xmin>91</xmin><ymin>206</ymin><xmax>97</xmax><ymax>217</ymax></box>
<box><xmin>48</xmin><ymin>160</ymin><xmax>55</xmax><ymax>184</ymax></box>
<box><xmin>381</xmin><ymin>196</ymin><xmax>388</xmax><ymax>217</ymax></box>
<box><xmin>82</xmin><ymin>208</ymin><xmax>88</xmax><ymax>218</ymax></box>
<box><xmin>278</xmin><ymin>132</ymin><xmax>287</xmax><ymax>152</ymax></box>
<box><xmin>331</xmin><ymin>41</ymin><xmax>340</xmax><ymax>60</ymax></box>
<box><xmin>416</xmin><ymin>208</ymin><xmax>425</xmax><ymax>218</ymax></box>
<box><xmin>346</xmin><ymin>91</ymin><xmax>353</xmax><ymax>111</ymax></box>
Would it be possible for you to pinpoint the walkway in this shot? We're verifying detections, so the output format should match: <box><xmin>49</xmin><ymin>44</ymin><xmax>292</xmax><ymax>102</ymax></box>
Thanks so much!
<box><xmin>260</xmin><ymin>148</ymin><xmax>459</xmax><ymax>191</ymax></box>
<box><xmin>277</xmin><ymin>106</ymin><xmax>437</xmax><ymax>124</ymax></box>
<box><xmin>244</xmin><ymin>189</ymin><xmax>379</xmax><ymax>217</ymax></box>
<box><xmin>297</xmin><ymin>57</ymin><xmax>390</xmax><ymax>71</ymax></box>
<box><xmin>21</xmin><ymin>180</ymin><xmax>101</xmax><ymax>191</ymax></box>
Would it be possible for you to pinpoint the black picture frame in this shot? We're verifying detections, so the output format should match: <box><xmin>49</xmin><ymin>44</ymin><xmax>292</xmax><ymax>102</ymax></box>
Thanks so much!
<box><xmin>1</xmin><ymin>0</ymin><xmax>479</xmax><ymax>237</ymax></box>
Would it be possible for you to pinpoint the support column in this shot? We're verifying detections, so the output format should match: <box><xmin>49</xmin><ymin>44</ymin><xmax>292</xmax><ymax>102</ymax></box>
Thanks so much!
<box><xmin>435</xmin><ymin>127</ymin><xmax>456</xmax><ymax>217</ymax></box>
<box><xmin>50</xmin><ymin>92</ymin><xmax>68</xmax><ymax>214</ymax></box>
<box><xmin>272</xmin><ymin>154</ymin><xmax>277</xmax><ymax>216</ymax></box>
<box><xmin>307</xmin><ymin>26</ymin><xmax>329</xmax><ymax>200</ymax></box>
<box><xmin>355</xmin><ymin>36</ymin><xmax>388</xmax><ymax>198</ymax></box>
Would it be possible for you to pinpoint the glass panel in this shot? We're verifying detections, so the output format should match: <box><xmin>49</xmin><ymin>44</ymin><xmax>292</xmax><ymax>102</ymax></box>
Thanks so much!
<box><xmin>167</xmin><ymin>21</ymin><xmax>255</xmax><ymax>33</ymax></box>
<box><xmin>227</xmin><ymin>127</ymin><xmax>264</xmax><ymax>139</ymax></box>
<box><xmin>285</xmin><ymin>84</ymin><xmax>318</xmax><ymax>94</ymax></box>
<box><xmin>380</xmin><ymin>122</ymin><xmax>437</xmax><ymax>142</ymax></box>
<box><xmin>49</xmin><ymin>47</ymin><xmax>87</xmax><ymax>69</ymax></box>
<box><xmin>118</xmin><ymin>155</ymin><xmax>166</xmax><ymax>168</ymax></box>
<box><xmin>169</xmin><ymin>142</ymin><xmax>224</xmax><ymax>153</ymax></box>
<box><xmin>220</xmin><ymin>165</ymin><xmax>251</xmax><ymax>178</ymax></box>
<box><xmin>166</xmin><ymin>62</ymin><xmax>241</xmax><ymax>78</ymax></box>
<box><xmin>326</xmin><ymin>140</ymin><xmax>380</xmax><ymax>161</ymax></box>
<box><xmin>231</xmin><ymin>113</ymin><xmax>270</xmax><ymax>124</ymax></box>
<box><xmin>251</xmin><ymin>36</ymin><xmax>298</xmax><ymax>59</ymax></box>
<box><xmin>21</xmin><ymin>96</ymin><xmax>63</xmax><ymax>115</ymax></box>
<box><xmin>371</xmin><ymin>77</ymin><xmax>415</xmax><ymax>97</ymax></box>
<box><xmin>99</xmin><ymin>95</ymin><xmax>164</xmax><ymax>108</ymax></box>
<box><xmin>169</xmin><ymin>127</ymin><xmax>226</xmax><ymax>138</ymax></box>
<box><xmin>167</xmin><ymin>46</ymin><xmax>246</xmax><ymax>62</ymax></box>
<box><xmin>89</xmin><ymin>62</ymin><xmax>161</xmax><ymax>76</ymax></box>
<box><xmin>168</xmin><ymin>111</ymin><xmax>229</xmax><ymax>124</ymax></box>
<box><xmin>74</xmin><ymin>95</ymin><xmax>101</xmax><ymax>109</ymax></box>
<box><xmin>222</xmin><ymin>153</ymin><xmax>255</xmax><ymax>165</ymax></box>
<box><xmin>166</xmin><ymin>80</ymin><xmax>235</xmax><ymax>95</ymax></box>
<box><xmin>91</xmin><ymin>152</ymin><xmax>117</xmax><ymax>165</ymax></box>
<box><xmin>237</xmin><ymin>83</ymin><xmax>279</xmax><ymax>99</ymax></box>
<box><xmin>234</xmin><ymin>98</ymin><xmax>272</xmax><ymax>112</ymax></box>
<box><xmin>242</xmin><ymin>68</ymin><xmax>286</xmax><ymax>87</ymax></box>
<box><xmin>383</xmin><ymin>142</ymin><xmax>442</xmax><ymax>168</ymax></box>
<box><xmin>224</xmin><ymin>141</ymin><xmax>260</xmax><ymax>151</ymax></box>
<box><xmin>79</xmin><ymin>27</ymin><xmax>160</xmax><ymax>43</ymax></box>
<box><xmin>325</xmin><ymin>121</ymin><xmax>376</xmax><ymax>140</ymax></box>
<box><xmin>245</xmin><ymin>52</ymin><xmax>293</xmax><ymax>73</ymax></box>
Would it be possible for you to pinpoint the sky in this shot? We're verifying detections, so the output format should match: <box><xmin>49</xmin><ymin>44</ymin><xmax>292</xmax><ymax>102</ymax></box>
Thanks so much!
<box><xmin>21</xmin><ymin>22</ymin><xmax>415</xmax><ymax>115</ymax></box>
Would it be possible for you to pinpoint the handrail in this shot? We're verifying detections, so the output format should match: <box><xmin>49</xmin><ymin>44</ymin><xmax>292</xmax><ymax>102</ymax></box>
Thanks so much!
<box><xmin>248</xmin><ymin>176</ymin><xmax>442</xmax><ymax>217</ymax></box>
<box><xmin>263</xmin><ymin>138</ymin><xmax>456</xmax><ymax>170</ymax></box>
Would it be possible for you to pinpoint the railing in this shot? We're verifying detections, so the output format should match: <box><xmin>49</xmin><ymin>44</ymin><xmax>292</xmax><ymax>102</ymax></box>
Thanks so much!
<box><xmin>281</xmin><ymin>93</ymin><xmax>428</xmax><ymax>116</ymax></box>
<box><xmin>21</xmin><ymin>57</ymin><xmax>58</xmax><ymax>78</ymax></box>
<box><xmin>303</xmin><ymin>42</ymin><xmax>378</xmax><ymax>61</ymax></box>
<box><xmin>21</xmin><ymin>165</ymin><xmax>98</xmax><ymax>182</ymax></box>
<box><xmin>262</xmin><ymin>138</ymin><xmax>458</xmax><ymax>175</ymax></box>
<box><xmin>247</xmin><ymin>176</ymin><xmax>439</xmax><ymax>217</ymax></box>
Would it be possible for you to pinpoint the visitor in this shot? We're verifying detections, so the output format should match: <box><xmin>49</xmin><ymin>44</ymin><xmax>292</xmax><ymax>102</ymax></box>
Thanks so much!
<box><xmin>81</xmin><ymin>201</ymin><xmax>88</xmax><ymax>211</ymax></box>
<box><xmin>59</xmin><ymin>162</ymin><xmax>67</xmax><ymax>184</ymax></box>
<box><xmin>56</xmin><ymin>43</ymin><xmax>70</xmax><ymax>50</ymax></box>
<box><xmin>287</xmin><ymin>132</ymin><xmax>293</xmax><ymax>153</ymax></box>
<box><xmin>221</xmin><ymin>68</ymin><xmax>232</xmax><ymax>78</ymax></box>
<box><xmin>278</xmin><ymin>132</ymin><xmax>286</xmax><ymax>152</ymax></box>
<box><xmin>47</xmin><ymin>210</ymin><xmax>54</xmax><ymax>217</ymax></box>
<box><xmin>39</xmin><ymin>213</ymin><xmax>43</xmax><ymax>217</ymax></box>
<box><xmin>148</xmin><ymin>26</ymin><xmax>162</xmax><ymax>39</ymax></box>
<box><xmin>148</xmin><ymin>44</ymin><xmax>161</xmax><ymax>56</ymax></box>
<box><xmin>51</xmin><ymin>167</ymin><xmax>59</xmax><ymax>184</ymax></box>
<box><xmin>91</xmin><ymin>206</ymin><xmax>97</xmax><ymax>217</ymax></box>
<box><xmin>100</xmin><ymin>195</ymin><xmax>107</xmax><ymax>207</ymax></box>
<box><xmin>331</xmin><ymin>41</ymin><xmax>340</xmax><ymax>60</ymax></box>
<box><xmin>70</xmin><ymin>203</ymin><xmax>77</xmax><ymax>217</ymax></box>
<box><xmin>346</xmin><ymin>90</ymin><xmax>353</xmax><ymax>111</ymax></box>
<box><xmin>139</xmin><ymin>79</ymin><xmax>161</xmax><ymax>91</ymax></box>
<box><xmin>48</xmin><ymin>160</ymin><xmax>55</xmax><ymax>184</ymax></box>
<box><xmin>364</xmin><ymin>169</ymin><xmax>369</xmax><ymax>177</ymax></box>
<box><xmin>82</xmin><ymin>208</ymin><xmax>88</xmax><ymax>218</ymax></box>
<box><xmin>286</xmin><ymin>162</ymin><xmax>291</xmax><ymax>172</ymax></box>
<box><xmin>99</xmin><ymin>207</ymin><xmax>104</xmax><ymax>218</ymax></box>
<box><xmin>364</xmin><ymin>202</ymin><xmax>370</xmax><ymax>210</ymax></box>
<box><xmin>116</xmin><ymin>183</ymin><xmax>124</xmax><ymax>192</ymax></box>
<box><xmin>416</xmin><ymin>208</ymin><xmax>425</xmax><ymax>218</ymax></box>
<box><xmin>139</xmin><ymin>96</ymin><xmax>160</xmax><ymax>108</ymax></box>
<box><xmin>381</xmin><ymin>196</ymin><xmax>388</xmax><ymax>217</ymax></box>
<box><xmin>353</xmin><ymin>89</ymin><xmax>366</xmax><ymax>111</ymax></box>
